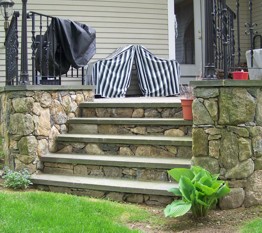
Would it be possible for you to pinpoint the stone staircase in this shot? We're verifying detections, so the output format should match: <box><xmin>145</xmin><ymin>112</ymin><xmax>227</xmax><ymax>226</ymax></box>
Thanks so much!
<box><xmin>31</xmin><ymin>98</ymin><xmax>193</xmax><ymax>205</ymax></box>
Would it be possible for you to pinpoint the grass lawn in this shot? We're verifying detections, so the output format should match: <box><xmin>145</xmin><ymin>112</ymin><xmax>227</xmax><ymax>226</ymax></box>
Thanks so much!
<box><xmin>241</xmin><ymin>218</ymin><xmax>262</xmax><ymax>233</ymax></box>
<box><xmin>0</xmin><ymin>189</ymin><xmax>261</xmax><ymax>233</ymax></box>
<box><xmin>0</xmin><ymin>191</ymin><xmax>161</xmax><ymax>233</ymax></box>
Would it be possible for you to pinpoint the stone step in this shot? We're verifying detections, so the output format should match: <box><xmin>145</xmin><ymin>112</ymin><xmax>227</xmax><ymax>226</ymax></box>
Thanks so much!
<box><xmin>79</xmin><ymin>102</ymin><xmax>182</xmax><ymax>118</ymax></box>
<box><xmin>41</xmin><ymin>153</ymin><xmax>191</xmax><ymax>169</ymax></box>
<box><xmin>56</xmin><ymin>134</ymin><xmax>192</xmax><ymax>159</ymax></box>
<box><xmin>31</xmin><ymin>173</ymin><xmax>177</xmax><ymax>205</ymax></box>
<box><xmin>67</xmin><ymin>117</ymin><xmax>192</xmax><ymax>136</ymax></box>
<box><xmin>56</xmin><ymin>134</ymin><xmax>192</xmax><ymax>146</ymax></box>
<box><xmin>41</xmin><ymin>153</ymin><xmax>191</xmax><ymax>181</ymax></box>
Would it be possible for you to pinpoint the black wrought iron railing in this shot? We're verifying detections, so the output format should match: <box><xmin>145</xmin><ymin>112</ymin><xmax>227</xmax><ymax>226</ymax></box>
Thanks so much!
<box><xmin>5</xmin><ymin>11</ymin><xmax>19</xmax><ymax>85</ymax></box>
<box><xmin>30</xmin><ymin>11</ymin><xmax>84</xmax><ymax>85</ymax></box>
<box><xmin>205</xmin><ymin>0</ymin><xmax>262</xmax><ymax>79</ymax></box>
<box><xmin>4</xmin><ymin>1</ymin><xmax>261</xmax><ymax>84</ymax></box>
<box><xmin>5</xmin><ymin>9</ymin><xmax>85</xmax><ymax>85</ymax></box>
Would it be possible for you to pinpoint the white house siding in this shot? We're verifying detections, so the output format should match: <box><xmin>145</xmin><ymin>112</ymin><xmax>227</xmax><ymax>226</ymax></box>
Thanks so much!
<box><xmin>0</xmin><ymin>0</ymin><xmax>169</xmax><ymax>86</ymax></box>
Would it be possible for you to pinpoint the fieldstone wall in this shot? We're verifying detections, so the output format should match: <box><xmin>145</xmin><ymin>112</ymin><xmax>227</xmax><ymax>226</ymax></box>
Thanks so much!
<box><xmin>0</xmin><ymin>86</ymin><xmax>93</xmax><ymax>173</ymax></box>
<box><xmin>43</xmin><ymin>162</ymin><xmax>170</xmax><ymax>182</ymax></box>
<box><xmin>57</xmin><ymin>142</ymin><xmax>192</xmax><ymax>159</ymax></box>
<box><xmin>191</xmin><ymin>80</ymin><xmax>262</xmax><ymax>208</ymax></box>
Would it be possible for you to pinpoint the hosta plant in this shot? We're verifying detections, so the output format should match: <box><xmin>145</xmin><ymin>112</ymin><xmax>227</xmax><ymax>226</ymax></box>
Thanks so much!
<box><xmin>164</xmin><ymin>166</ymin><xmax>230</xmax><ymax>218</ymax></box>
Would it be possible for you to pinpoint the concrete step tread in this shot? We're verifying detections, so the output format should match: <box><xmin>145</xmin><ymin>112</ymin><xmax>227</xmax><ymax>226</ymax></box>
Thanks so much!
<box><xmin>56</xmin><ymin>134</ymin><xmax>192</xmax><ymax>146</ymax></box>
<box><xmin>79</xmin><ymin>102</ymin><xmax>181</xmax><ymax>109</ymax></box>
<box><xmin>31</xmin><ymin>173</ymin><xmax>177</xmax><ymax>196</ymax></box>
<box><xmin>41</xmin><ymin>153</ymin><xmax>191</xmax><ymax>169</ymax></box>
<box><xmin>68</xmin><ymin>117</ymin><xmax>192</xmax><ymax>125</ymax></box>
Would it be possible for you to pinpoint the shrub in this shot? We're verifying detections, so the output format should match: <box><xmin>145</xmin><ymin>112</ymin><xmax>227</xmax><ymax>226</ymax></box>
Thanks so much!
<box><xmin>164</xmin><ymin>166</ymin><xmax>230</xmax><ymax>218</ymax></box>
<box><xmin>2</xmin><ymin>167</ymin><xmax>32</xmax><ymax>190</ymax></box>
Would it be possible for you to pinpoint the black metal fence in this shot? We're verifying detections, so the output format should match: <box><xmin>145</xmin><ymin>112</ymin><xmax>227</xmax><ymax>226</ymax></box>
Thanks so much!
<box><xmin>30</xmin><ymin>11</ymin><xmax>85</xmax><ymax>85</ymax></box>
<box><xmin>4</xmin><ymin>1</ymin><xmax>262</xmax><ymax>84</ymax></box>
<box><xmin>205</xmin><ymin>0</ymin><xmax>262</xmax><ymax>79</ymax></box>
<box><xmin>5</xmin><ymin>11</ymin><xmax>19</xmax><ymax>85</ymax></box>
<box><xmin>5</xmin><ymin>10</ymin><xmax>85</xmax><ymax>85</ymax></box>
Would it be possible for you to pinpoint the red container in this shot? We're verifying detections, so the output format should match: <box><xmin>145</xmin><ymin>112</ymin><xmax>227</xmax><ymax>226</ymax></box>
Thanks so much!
<box><xmin>181</xmin><ymin>98</ymin><xmax>193</xmax><ymax>121</ymax></box>
<box><xmin>232</xmin><ymin>71</ymin><xmax>249</xmax><ymax>80</ymax></box>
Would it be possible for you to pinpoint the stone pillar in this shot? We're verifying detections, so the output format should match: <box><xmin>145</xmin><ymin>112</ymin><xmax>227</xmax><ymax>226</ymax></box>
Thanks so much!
<box><xmin>191</xmin><ymin>80</ymin><xmax>262</xmax><ymax>208</ymax></box>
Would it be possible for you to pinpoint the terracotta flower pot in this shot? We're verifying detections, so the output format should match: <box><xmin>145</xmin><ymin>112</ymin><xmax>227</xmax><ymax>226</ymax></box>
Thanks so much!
<box><xmin>181</xmin><ymin>98</ymin><xmax>193</xmax><ymax>120</ymax></box>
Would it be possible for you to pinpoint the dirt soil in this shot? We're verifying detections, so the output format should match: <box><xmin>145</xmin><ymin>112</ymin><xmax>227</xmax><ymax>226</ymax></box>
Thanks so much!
<box><xmin>129</xmin><ymin>204</ymin><xmax>262</xmax><ymax>233</ymax></box>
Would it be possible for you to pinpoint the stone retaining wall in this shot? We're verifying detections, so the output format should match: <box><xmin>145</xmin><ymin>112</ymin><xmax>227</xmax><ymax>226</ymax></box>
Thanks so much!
<box><xmin>0</xmin><ymin>86</ymin><xmax>93</xmax><ymax>173</ymax></box>
<box><xmin>82</xmin><ymin>106</ymin><xmax>183</xmax><ymax>118</ymax></box>
<box><xmin>57</xmin><ymin>142</ymin><xmax>192</xmax><ymax>159</ymax></box>
<box><xmin>191</xmin><ymin>80</ymin><xmax>262</xmax><ymax>208</ymax></box>
<box><xmin>70</xmin><ymin>124</ymin><xmax>192</xmax><ymax>137</ymax></box>
<box><xmin>43</xmin><ymin>162</ymin><xmax>170</xmax><ymax>182</ymax></box>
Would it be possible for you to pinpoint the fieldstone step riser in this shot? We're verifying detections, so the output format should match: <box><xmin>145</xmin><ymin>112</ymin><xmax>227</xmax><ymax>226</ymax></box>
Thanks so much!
<box><xmin>56</xmin><ymin>142</ymin><xmax>192</xmax><ymax>159</ymax></box>
<box><xmin>81</xmin><ymin>107</ymin><xmax>182</xmax><ymax>118</ymax></box>
<box><xmin>68</xmin><ymin>124</ymin><xmax>192</xmax><ymax>137</ymax></box>
<box><xmin>36</xmin><ymin>185</ymin><xmax>175</xmax><ymax>206</ymax></box>
<box><xmin>43</xmin><ymin>162</ymin><xmax>173</xmax><ymax>182</ymax></box>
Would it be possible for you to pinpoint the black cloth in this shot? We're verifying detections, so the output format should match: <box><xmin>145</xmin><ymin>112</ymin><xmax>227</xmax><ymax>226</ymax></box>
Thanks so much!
<box><xmin>35</xmin><ymin>17</ymin><xmax>96</xmax><ymax>76</ymax></box>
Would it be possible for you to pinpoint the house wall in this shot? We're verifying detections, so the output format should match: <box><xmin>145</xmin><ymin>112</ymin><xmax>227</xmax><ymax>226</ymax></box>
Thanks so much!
<box><xmin>0</xmin><ymin>0</ymin><xmax>169</xmax><ymax>86</ymax></box>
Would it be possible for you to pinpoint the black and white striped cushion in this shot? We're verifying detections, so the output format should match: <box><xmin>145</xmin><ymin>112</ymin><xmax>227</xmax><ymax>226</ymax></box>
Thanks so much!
<box><xmin>134</xmin><ymin>45</ymin><xmax>180</xmax><ymax>97</ymax></box>
<box><xmin>92</xmin><ymin>45</ymin><xmax>135</xmax><ymax>97</ymax></box>
<box><xmin>88</xmin><ymin>45</ymin><xmax>180</xmax><ymax>98</ymax></box>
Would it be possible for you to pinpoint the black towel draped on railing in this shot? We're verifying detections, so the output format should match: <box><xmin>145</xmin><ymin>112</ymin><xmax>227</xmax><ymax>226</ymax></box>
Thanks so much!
<box><xmin>5</xmin><ymin>11</ymin><xmax>96</xmax><ymax>85</ymax></box>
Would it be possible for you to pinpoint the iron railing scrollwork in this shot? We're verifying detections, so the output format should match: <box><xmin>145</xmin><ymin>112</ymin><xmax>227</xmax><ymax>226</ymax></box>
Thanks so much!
<box><xmin>245</xmin><ymin>0</ymin><xmax>257</xmax><ymax>68</ymax></box>
<box><xmin>253</xmin><ymin>35</ymin><xmax>262</xmax><ymax>49</ymax></box>
<box><xmin>5</xmin><ymin>11</ymin><xmax>19</xmax><ymax>85</ymax></box>
<box><xmin>205</xmin><ymin>0</ymin><xmax>236</xmax><ymax>79</ymax></box>
<box><xmin>30</xmin><ymin>11</ymin><xmax>85</xmax><ymax>85</ymax></box>
<box><xmin>5</xmin><ymin>9</ymin><xmax>85</xmax><ymax>86</ymax></box>
<box><xmin>205</xmin><ymin>0</ymin><xmax>260</xmax><ymax>79</ymax></box>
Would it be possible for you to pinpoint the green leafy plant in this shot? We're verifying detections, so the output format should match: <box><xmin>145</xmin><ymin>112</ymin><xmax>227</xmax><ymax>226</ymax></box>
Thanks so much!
<box><xmin>164</xmin><ymin>166</ymin><xmax>230</xmax><ymax>218</ymax></box>
<box><xmin>2</xmin><ymin>167</ymin><xmax>32</xmax><ymax>190</ymax></box>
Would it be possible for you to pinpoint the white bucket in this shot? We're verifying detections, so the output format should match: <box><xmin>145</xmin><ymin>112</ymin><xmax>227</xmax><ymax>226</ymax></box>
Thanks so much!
<box><xmin>246</xmin><ymin>49</ymin><xmax>262</xmax><ymax>80</ymax></box>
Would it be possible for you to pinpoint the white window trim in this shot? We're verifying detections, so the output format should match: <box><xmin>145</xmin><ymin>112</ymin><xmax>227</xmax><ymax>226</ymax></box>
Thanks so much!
<box><xmin>168</xmin><ymin>0</ymin><xmax>175</xmax><ymax>60</ymax></box>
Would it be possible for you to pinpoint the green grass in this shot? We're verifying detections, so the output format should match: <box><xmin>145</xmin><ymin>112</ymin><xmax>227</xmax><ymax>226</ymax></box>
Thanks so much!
<box><xmin>0</xmin><ymin>191</ymin><xmax>159</xmax><ymax>233</ymax></box>
<box><xmin>241</xmin><ymin>218</ymin><xmax>262</xmax><ymax>233</ymax></box>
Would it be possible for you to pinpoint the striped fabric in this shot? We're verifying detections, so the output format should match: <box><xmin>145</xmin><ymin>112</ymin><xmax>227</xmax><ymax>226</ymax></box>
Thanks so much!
<box><xmin>91</xmin><ymin>45</ymin><xmax>135</xmax><ymax>98</ymax></box>
<box><xmin>87</xmin><ymin>45</ymin><xmax>180</xmax><ymax>97</ymax></box>
<box><xmin>134</xmin><ymin>45</ymin><xmax>180</xmax><ymax>97</ymax></box>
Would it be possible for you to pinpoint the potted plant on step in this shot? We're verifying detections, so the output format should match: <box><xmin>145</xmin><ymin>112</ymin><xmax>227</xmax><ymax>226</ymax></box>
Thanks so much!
<box><xmin>180</xmin><ymin>84</ymin><xmax>194</xmax><ymax>121</ymax></box>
